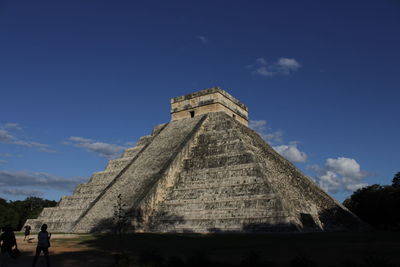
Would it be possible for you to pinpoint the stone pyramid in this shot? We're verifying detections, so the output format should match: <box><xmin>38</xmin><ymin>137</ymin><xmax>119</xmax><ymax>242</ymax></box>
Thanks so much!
<box><xmin>27</xmin><ymin>87</ymin><xmax>363</xmax><ymax>233</ymax></box>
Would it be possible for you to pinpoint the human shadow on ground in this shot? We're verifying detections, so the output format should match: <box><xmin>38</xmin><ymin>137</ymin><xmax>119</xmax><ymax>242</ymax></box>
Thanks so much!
<box><xmin>78</xmin><ymin>232</ymin><xmax>400</xmax><ymax>267</ymax></box>
<box><xmin>4</xmin><ymin>249</ymin><xmax>113</xmax><ymax>267</ymax></box>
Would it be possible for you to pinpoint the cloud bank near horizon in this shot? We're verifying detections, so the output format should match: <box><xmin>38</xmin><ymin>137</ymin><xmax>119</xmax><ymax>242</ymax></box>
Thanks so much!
<box><xmin>0</xmin><ymin>170</ymin><xmax>87</xmax><ymax>198</ymax></box>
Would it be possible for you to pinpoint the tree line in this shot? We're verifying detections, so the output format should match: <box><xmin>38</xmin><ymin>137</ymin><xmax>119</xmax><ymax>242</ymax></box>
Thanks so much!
<box><xmin>343</xmin><ymin>171</ymin><xmax>400</xmax><ymax>230</ymax></box>
<box><xmin>0</xmin><ymin>196</ymin><xmax>57</xmax><ymax>231</ymax></box>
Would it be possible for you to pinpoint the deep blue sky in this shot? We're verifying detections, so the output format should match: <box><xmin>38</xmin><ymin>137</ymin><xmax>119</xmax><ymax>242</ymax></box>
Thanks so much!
<box><xmin>1</xmin><ymin>0</ymin><xmax>399</xmax><ymax>202</ymax></box>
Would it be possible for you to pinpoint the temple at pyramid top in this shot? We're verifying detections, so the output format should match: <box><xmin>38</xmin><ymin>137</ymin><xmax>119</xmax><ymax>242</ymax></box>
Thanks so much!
<box><xmin>170</xmin><ymin>87</ymin><xmax>249</xmax><ymax>126</ymax></box>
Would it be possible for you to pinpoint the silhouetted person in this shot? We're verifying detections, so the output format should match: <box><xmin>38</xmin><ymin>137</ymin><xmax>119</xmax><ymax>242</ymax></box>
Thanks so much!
<box><xmin>0</xmin><ymin>225</ymin><xmax>17</xmax><ymax>267</ymax></box>
<box><xmin>24</xmin><ymin>224</ymin><xmax>31</xmax><ymax>241</ymax></box>
<box><xmin>32</xmin><ymin>224</ymin><xmax>51</xmax><ymax>267</ymax></box>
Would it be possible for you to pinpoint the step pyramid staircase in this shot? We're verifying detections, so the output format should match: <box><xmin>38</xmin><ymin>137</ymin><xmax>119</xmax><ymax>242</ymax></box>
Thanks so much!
<box><xmin>25</xmin><ymin>123</ymin><xmax>166</xmax><ymax>232</ymax></box>
<box><xmin>27</xmin><ymin>88</ymin><xmax>364</xmax><ymax>233</ymax></box>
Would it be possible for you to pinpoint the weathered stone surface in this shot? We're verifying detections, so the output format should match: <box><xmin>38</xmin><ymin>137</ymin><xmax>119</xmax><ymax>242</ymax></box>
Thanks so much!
<box><xmin>171</xmin><ymin>87</ymin><xmax>249</xmax><ymax>126</ymax></box>
<box><xmin>25</xmin><ymin>123</ymin><xmax>167</xmax><ymax>232</ymax></box>
<box><xmin>71</xmin><ymin>115</ymin><xmax>206</xmax><ymax>233</ymax></box>
<box><xmin>28</xmin><ymin>88</ymin><xmax>364</xmax><ymax>233</ymax></box>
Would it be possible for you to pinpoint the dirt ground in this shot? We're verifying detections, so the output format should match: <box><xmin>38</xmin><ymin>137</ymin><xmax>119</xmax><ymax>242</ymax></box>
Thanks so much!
<box><xmin>7</xmin><ymin>234</ymin><xmax>113</xmax><ymax>267</ymax></box>
<box><xmin>4</xmin><ymin>231</ymin><xmax>400</xmax><ymax>267</ymax></box>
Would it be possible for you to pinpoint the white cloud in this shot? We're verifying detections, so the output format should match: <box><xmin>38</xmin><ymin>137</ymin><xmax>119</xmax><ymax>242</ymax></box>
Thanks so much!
<box><xmin>344</xmin><ymin>183</ymin><xmax>369</xmax><ymax>192</ymax></box>
<box><xmin>69</xmin><ymin>136</ymin><xmax>92</xmax><ymax>143</ymax></box>
<box><xmin>276</xmin><ymin>58</ymin><xmax>301</xmax><ymax>73</ymax></box>
<box><xmin>249</xmin><ymin>120</ymin><xmax>283</xmax><ymax>144</ymax></box>
<box><xmin>0</xmin><ymin>160</ymin><xmax>8</xmax><ymax>165</ymax></box>
<box><xmin>3</xmin><ymin>123</ymin><xmax>21</xmax><ymax>130</ymax></box>
<box><xmin>254</xmin><ymin>66</ymin><xmax>275</xmax><ymax>76</ymax></box>
<box><xmin>252</xmin><ymin>57</ymin><xmax>274</xmax><ymax>76</ymax></box>
<box><xmin>264</xmin><ymin>130</ymin><xmax>283</xmax><ymax>144</ymax></box>
<box><xmin>13</xmin><ymin>140</ymin><xmax>54</xmax><ymax>152</ymax></box>
<box><xmin>308</xmin><ymin>157</ymin><xmax>369</xmax><ymax>193</ymax></box>
<box><xmin>1</xmin><ymin>188</ymin><xmax>43</xmax><ymax>197</ymax></box>
<box><xmin>0</xmin><ymin>129</ymin><xmax>14</xmax><ymax>143</ymax></box>
<box><xmin>249</xmin><ymin>120</ymin><xmax>307</xmax><ymax>163</ymax></box>
<box><xmin>79</xmin><ymin>142</ymin><xmax>125</xmax><ymax>157</ymax></box>
<box><xmin>196</xmin><ymin>35</ymin><xmax>208</xmax><ymax>44</ymax></box>
<box><xmin>0</xmin><ymin>170</ymin><xmax>86</xmax><ymax>193</ymax></box>
<box><xmin>66</xmin><ymin>136</ymin><xmax>126</xmax><ymax>158</ymax></box>
<box><xmin>249</xmin><ymin>120</ymin><xmax>267</xmax><ymax>133</ymax></box>
<box><xmin>273</xmin><ymin>143</ymin><xmax>308</xmax><ymax>163</ymax></box>
<box><xmin>250</xmin><ymin>57</ymin><xmax>301</xmax><ymax>77</ymax></box>
<box><xmin>325</xmin><ymin>157</ymin><xmax>366</xmax><ymax>179</ymax></box>
<box><xmin>0</xmin><ymin>124</ymin><xmax>54</xmax><ymax>152</ymax></box>
<box><xmin>256</xmin><ymin>57</ymin><xmax>267</xmax><ymax>65</ymax></box>
<box><xmin>317</xmin><ymin>170</ymin><xmax>341</xmax><ymax>193</ymax></box>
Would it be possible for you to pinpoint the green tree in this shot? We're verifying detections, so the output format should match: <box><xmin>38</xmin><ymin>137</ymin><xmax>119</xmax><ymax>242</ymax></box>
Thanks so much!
<box><xmin>0</xmin><ymin>197</ymin><xmax>57</xmax><ymax>230</ymax></box>
<box><xmin>344</xmin><ymin>184</ymin><xmax>400</xmax><ymax>230</ymax></box>
<box><xmin>0</xmin><ymin>198</ymin><xmax>19</xmax><ymax>229</ymax></box>
<box><xmin>113</xmin><ymin>194</ymin><xmax>128</xmax><ymax>241</ymax></box>
<box><xmin>392</xmin><ymin>172</ymin><xmax>400</xmax><ymax>187</ymax></box>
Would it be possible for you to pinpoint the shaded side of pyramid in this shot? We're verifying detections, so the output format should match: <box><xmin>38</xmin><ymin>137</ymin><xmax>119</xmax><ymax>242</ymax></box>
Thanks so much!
<box><xmin>135</xmin><ymin>112</ymin><xmax>363</xmax><ymax>232</ymax></box>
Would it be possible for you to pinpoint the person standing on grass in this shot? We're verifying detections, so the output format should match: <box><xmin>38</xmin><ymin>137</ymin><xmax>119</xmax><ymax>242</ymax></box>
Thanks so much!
<box><xmin>0</xmin><ymin>225</ymin><xmax>17</xmax><ymax>267</ymax></box>
<box><xmin>32</xmin><ymin>224</ymin><xmax>51</xmax><ymax>267</ymax></box>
